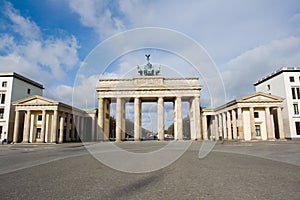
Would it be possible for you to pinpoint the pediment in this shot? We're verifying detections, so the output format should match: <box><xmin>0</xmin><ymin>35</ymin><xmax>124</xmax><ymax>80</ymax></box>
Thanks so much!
<box><xmin>13</xmin><ymin>95</ymin><xmax>58</xmax><ymax>106</ymax></box>
<box><xmin>237</xmin><ymin>92</ymin><xmax>284</xmax><ymax>103</ymax></box>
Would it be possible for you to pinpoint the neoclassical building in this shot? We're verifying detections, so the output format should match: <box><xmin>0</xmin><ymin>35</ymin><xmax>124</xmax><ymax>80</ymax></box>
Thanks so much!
<box><xmin>3</xmin><ymin>59</ymin><xmax>294</xmax><ymax>143</ymax></box>
<box><xmin>12</xmin><ymin>95</ymin><xmax>94</xmax><ymax>143</ymax></box>
<box><xmin>96</xmin><ymin>76</ymin><xmax>202</xmax><ymax>142</ymax></box>
<box><xmin>202</xmin><ymin>92</ymin><xmax>285</xmax><ymax>141</ymax></box>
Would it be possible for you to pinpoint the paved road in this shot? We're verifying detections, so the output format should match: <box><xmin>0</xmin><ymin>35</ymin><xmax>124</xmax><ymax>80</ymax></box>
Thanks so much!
<box><xmin>0</xmin><ymin>141</ymin><xmax>299</xmax><ymax>199</ymax></box>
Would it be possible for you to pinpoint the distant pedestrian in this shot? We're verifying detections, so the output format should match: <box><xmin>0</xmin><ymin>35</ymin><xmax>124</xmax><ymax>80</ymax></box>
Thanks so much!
<box><xmin>2</xmin><ymin>132</ymin><xmax>6</xmax><ymax>145</ymax></box>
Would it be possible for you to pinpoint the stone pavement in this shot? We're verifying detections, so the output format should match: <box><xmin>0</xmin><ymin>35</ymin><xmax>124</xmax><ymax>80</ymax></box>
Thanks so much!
<box><xmin>0</xmin><ymin>141</ymin><xmax>299</xmax><ymax>199</ymax></box>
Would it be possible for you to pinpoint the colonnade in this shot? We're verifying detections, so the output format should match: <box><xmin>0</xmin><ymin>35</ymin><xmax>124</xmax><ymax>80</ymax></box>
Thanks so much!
<box><xmin>97</xmin><ymin>95</ymin><xmax>201</xmax><ymax>141</ymax></box>
<box><xmin>12</xmin><ymin>109</ymin><xmax>91</xmax><ymax>143</ymax></box>
<box><xmin>202</xmin><ymin>106</ymin><xmax>285</xmax><ymax>141</ymax></box>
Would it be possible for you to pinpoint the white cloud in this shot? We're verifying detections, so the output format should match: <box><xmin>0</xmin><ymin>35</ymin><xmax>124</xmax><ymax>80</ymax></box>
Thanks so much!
<box><xmin>222</xmin><ymin>36</ymin><xmax>300</xmax><ymax>100</ymax></box>
<box><xmin>69</xmin><ymin>0</ymin><xmax>125</xmax><ymax>39</ymax></box>
<box><xmin>0</xmin><ymin>2</ymin><xmax>81</xmax><ymax>93</ymax></box>
<box><xmin>4</xmin><ymin>2</ymin><xmax>41</xmax><ymax>39</ymax></box>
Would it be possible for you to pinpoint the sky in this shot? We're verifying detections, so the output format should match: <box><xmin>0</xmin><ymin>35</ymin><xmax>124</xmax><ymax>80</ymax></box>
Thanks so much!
<box><xmin>1</xmin><ymin>0</ymin><xmax>300</xmax><ymax>131</ymax></box>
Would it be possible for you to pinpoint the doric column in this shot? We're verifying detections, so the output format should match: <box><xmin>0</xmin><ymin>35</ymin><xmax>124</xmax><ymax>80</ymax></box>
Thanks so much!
<box><xmin>121</xmin><ymin>99</ymin><xmax>126</xmax><ymax>140</ymax></box>
<box><xmin>189</xmin><ymin>98</ymin><xmax>195</xmax><ymax>140</ymax></box>
<box><xmin>226</xmin><ymin>111</ymin><xmax>232</xmax><ymax>140</ymax></box>
<box><xmin>194</xmin><ymin>96</ymin><xmax>201</xmax><ymax>140</ymax></box>
<box><xmin>40</xmin><ymin>110</ymin><xmax>46</xmax><ymax>142</ymax></box>
<box><xmin>157</xmin><ymin>97</ymin><xmax>164</xmax><ymax>141</ymax></box>
<box><xmin>116</xmin><ymin>98</ymin><xmax>122</xmax><ymax>142</ymax></box>
<box><xmin>249</xmin><ymin>107</ymin><xmax>255</xmax><ymax>140</ymax></box>
<box><xmin>52</xmin><ymin>110</ymin><xmax>58</xmax><ymax>143</ymax></box>
<box><xmin>29</xmin><ymin>113</ymin><xmax>35</xmax><ymax>143</ymax></box>
<box><xmin>232</xmin><ymin>109</ymin><xmax>237</xmax><ymax>140</ymax></box>
<box><xmin>91</xmin><ymin>116</ymin><xmax>96</xmax><ymax>141</ymax></box>
<box><xmin>134</xmin><ymin>97</ymin><xmax>141</xmax><ymax>141</ymax></box>
<box><xmin>214</xmin><ymin>116</ymin><xmax>219</xmax><ymax>140</ymax></box>
<box><xmin>237</xmin><ymin>107</ymin><xmax>244</xmax><ymax>140</ymax></box>
<box><xmin>23</xmin><ymin>110</ymin><xmax>31</xmax><ymax>143</ymax></box>
<box><xmin>71</xmin><ymin>115</ymin><xmax>76</xmax><ymax>141</ymax></box>
<box><xmin>174</xmin><ymin>96</ymin><xmax>183</xmax><ymax>140</ymax></box>
<box><xmin>98</xmin><ymin>98</ymin><xmax>104</xmax><ymax>131</ymax></box>
<box><xmin>218</xmin><ymin>114</ymin><xmax>222</xmax><ymax>139</ymax></box>
<box><xmin>76</xmin><ymin>115</ymin><xmax>80</xmax><ymax>141</ymax></box>
<box><xmin>103</xmin><ymin>99</ymin><xmax>110</xmax><ymax>140</ymax></box>
<box><xmin>45</xmin><ymin>113</ymin><xmax>50</xmax><ymax>143</ymax></box>
<box><xmin>13</xmin><ymin>110</ymin><xmax>20</xmax><ymax>143</ymax></box>
<box><xmin>265</xmin><ymin>107</ymin><xmax>273</xmax><ymax>140</ymax></box>
<box><xmin>80</xmin><ymin>116</ymin><xmax>85</xmax><ymax>141</ymax></box>
<box><xmin>139</xmin><ymin>102</ymin><xmax>142</xmax><ymax>139</ymax></box>
<box><xmin>59</xmin><ymin>113</ymin><xmax>64</xmax><ymax>143</ymax></box>
<box><xmin>65</xmin><ymin>113</ymin><xmax>71</xmax><ymax>142</ymax></box>
<box><xmin>202</xmin><ymin>114</ymin><xmax>208</xmax><ymax>140</ymax></box>
<box><xmin>222</xmin><ymin>112</ymin><xmax>227</xmax><ymax>139</ymax></box>
<box><xmin>277</xmin><ymin>107</ymin><xmax>285</xmax><ymax>139</ymax></box>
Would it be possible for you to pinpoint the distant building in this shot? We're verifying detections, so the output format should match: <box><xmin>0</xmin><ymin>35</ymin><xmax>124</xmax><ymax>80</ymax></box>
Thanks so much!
<box><xmin>254</xmin><ymin>67</ymin><xmax>300</xmax><ymax>139</ymax></box>
<box><xmin>0</xmin><ymin>72</ymin><xmax>43</xmax><ymax>142</ymax></box>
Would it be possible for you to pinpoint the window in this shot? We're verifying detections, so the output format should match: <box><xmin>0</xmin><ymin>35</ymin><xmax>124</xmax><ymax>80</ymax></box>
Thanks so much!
<box><xmin>0</xmin><ymin>93</ymin><xmax>5</xmax><ymax>104</ymax></box>
<box><xmin>2</xmin><ymin>81</ymin><xmax>7</xmax><ymax>87</ymax></box>
<box><xmin>290</xmin><ymin>76</ymin><xmax>295</xmax><ymax>82</ymax></box>
<box><xmin>295</xmin><ymin>122</ymin><xmax>300</xmax><ymax>135</ymax></box>
<box><xmin>294</xmin><ymin>104</ymin><xmax>299</xmax><ymax>115</ymax></box>
<box><xmin>267</xmin><ymin>84</ymin><xmax>270</xmax><ymax>91</ymax></box>
<box><xmin>27</xmin><ymin>88</ymin><xmax>31</xmax><ymax>94</ymax></box>
<box><xmin>36</xmin><ymin>128</ymin><xmax>41</xmax><ymax>139</ymax></box>
<box><xmin>297</xmin><ymin>88</ymin><xmax>300</xmax><ymax>99</ymax></box>
<box><xmin>255</xmin><ymin>125</ymin><xmax>261</xmax><ymax>136</ymax></box>
<box><xmin>0</xmin><ymin>109</ymin><xmax>4</xmax><ymax>119</ymax></box>
<box><xmin>37</xmin><ymin>115</ymin><xmax>42</xmax><ymax>121</ymax></box>
<box><xmin>254</xmin><ymin>112</ymin><xmax>259</xmax><ymax>118</ymax></box>
<box><xmin>292</xmin><ymin>88</ymin><xmax>296</xmax><ymax>99</ymax></box>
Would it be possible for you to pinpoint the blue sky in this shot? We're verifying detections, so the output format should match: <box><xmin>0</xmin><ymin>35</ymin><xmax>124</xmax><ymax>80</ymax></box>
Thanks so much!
<box><xmin>1</xmin><ymin>0</ymin><xmax>300</xmax><ymax>130</ymax></box>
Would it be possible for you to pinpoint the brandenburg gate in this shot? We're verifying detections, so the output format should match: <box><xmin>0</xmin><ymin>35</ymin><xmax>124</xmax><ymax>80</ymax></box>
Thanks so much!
<box><xmin>96</xmin><ymin>55</ymin><xmax>202</xmax><ymax>142</ymax></box>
